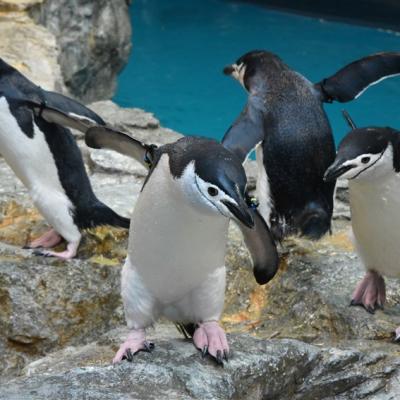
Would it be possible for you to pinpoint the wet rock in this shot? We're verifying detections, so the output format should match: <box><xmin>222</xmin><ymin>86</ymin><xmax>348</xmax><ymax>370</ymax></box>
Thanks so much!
<box><xmin>31</xmin><ymin>0</ymin><xmax>132</xmax><ymax>102</ymax></box>
<box><xmin>1</xmin><ymin>326</ymin><xmax>400</xmax><ymax>399</ymax></box>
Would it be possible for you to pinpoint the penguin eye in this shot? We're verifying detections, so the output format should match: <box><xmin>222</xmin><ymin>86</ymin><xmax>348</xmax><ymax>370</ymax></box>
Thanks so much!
<box><xmin>207</xmin><ymin>187</ymin><xmax>219</xmax><ymax>197</ymax></box>
<box><xmin>361</xmin><ymin>157</ymin><xmax>371</xmax><ymax>164</ymax></box>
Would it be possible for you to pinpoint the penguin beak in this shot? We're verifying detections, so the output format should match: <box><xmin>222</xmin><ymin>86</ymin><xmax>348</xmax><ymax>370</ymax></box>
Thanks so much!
<box><xmin>223</xmin><ymin>65</ymin><xmax>234</xmax><ymax>75</ymax></box>
<box><xmin>324</xmin><ymin>162</ymin><xmax>354</xmax><ymax>182</ymax></box>
<box><xmin>221</xmin><ymin>198</ymin><xmax>254</xmax><ymax>228</ymax></box>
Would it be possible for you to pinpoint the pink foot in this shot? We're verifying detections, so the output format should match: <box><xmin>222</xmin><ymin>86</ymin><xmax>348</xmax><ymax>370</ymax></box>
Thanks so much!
<box><xmin>113</xmin><ymin>329</ymin><xmax>154</xmax><ymax>364</ymax></box>
<box><xmin>26</xmin><ymin>229</ymin><xmax>63</xmax><ymax>249</ymax></box>
<box><xmin>350</xmin><ymin>270</ymin><xmax>386</xmax><ymax>313</ymax></box>
<box><xmin>193</xmin><ymin>321</ymin><xmax>229</xmax><ymax>364</ymax></box>
<box><xmin>33</xmin><ymin>241</ymin><xmax>79</xmax><ymax>260</ymax></box>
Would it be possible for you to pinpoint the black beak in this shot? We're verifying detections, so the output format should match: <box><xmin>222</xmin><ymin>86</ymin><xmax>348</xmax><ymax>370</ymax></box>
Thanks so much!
<box><xmin>223</xmin><ymin>65</ymin><xmax>234</xmax><ymax>75</ymax></box>
<box><xmin>221</xmin><ymin>198</ymin><xmax>254</xmax><ymax>228</ymax></box>
<box><xmin>323</xmin><ymin>162</ymin><xmax>354</xmax><ymax>182</ymax></box>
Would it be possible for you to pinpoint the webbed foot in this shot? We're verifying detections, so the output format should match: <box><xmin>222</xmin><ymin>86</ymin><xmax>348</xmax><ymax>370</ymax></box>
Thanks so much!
<box><xmin>25</xmin><ymin>229</ymin><xmax>63</xmax><ymax>249</ymax></box>
<box><xmin>113</xmin><ymin>329</ymin><xmax>154</xmax><ymax>364</ymax></box>
<box><xmin>193</xmin><ymin>321</ymin><xmax>229</xmax><ymax>365</ymax></box>
<box><xmin>32</xmin><ymin>241</ymin><xmax>79</xmax><ymax>260</ymax></box>
<box><xmin>350</xmin><ymin>270</ymin><xmax>386</xmax><ymax>313</ymax></box>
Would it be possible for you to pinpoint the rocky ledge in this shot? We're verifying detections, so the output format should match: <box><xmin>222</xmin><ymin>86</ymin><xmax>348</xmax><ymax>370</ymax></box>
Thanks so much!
<box><xmin>0</xmin><ymin>0</ymin><xmax>131</xmax><ymax>101</ymax></box>
<box><xmin>0</xmin><ymin>101</ymin><xmax>399</xmax><ymax>399</ymax></box>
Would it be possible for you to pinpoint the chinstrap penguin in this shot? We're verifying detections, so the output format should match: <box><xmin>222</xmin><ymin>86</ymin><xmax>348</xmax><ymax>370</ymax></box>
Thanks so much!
<box><xmin>25</xmin><ymin>101</ymin><xmax>280</xmax><ymax>364</ymax></box>
<box><xmin>324</xmin><ymin>116</ymin><xmax>400</xmax><ymax>339</ymax></box>
<box><xmin>0</xmin><ymin>59</ymin><xmax>130</xmax><ymax>259</ymax></box>
<box><xmin>223</xmin><ymin>51</ymin><xmax>400</xmax><ymax>240</ymax></box>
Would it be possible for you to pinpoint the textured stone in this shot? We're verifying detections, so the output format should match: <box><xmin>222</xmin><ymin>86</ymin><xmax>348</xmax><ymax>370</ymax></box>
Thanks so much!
<box><xmin>31</xmin><ymin>0</ymin><xmax>132</xmax><ymax>102</ymax></box>
<box><xmin>1</xmin><ymin>327</ymin><xmax>400</xmax><ymax>399</ymax></box>
<box><xmin>0</xmin><ymin>10</ymin><xmax>64</xmax><ymax>91</ymax></box>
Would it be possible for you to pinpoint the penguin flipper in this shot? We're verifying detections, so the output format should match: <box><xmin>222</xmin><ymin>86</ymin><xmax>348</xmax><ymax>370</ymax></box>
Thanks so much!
<box><xmin>222</xmin><ymin>102</ymin><xmax>264</xmax><ymax>163</ymax></box>
<box><xmin>21</xmin><ymin>99</ymin><xmax>155</xmax><ymax>168</ymax></box>
<box><xmin>316</xmin><ymin>52</ymin><xmax>400</xmax><ymax>103</ymax></box>
<box><xmin>85</xmin><ymin>126</ymin><xmax>156</xmax><ymax>168</ymax></box>
<box><xmin>42</xmin><ymin>91</ymin><xmax>105</xmax><ymax>125</ymax></box>
<box><xmin>239</xmin><ymin>208</ymin><xmax>279</xmax><ymax>285</ymax></box>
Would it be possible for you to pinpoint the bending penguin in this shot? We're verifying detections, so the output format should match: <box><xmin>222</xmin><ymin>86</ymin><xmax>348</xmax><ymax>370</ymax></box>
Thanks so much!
<box><xmin>23</xmin><ymin>100</ymin><xmax>280</xmax><ymax>364</ymax></box>
<box><xmin>223</xmin><ymin>51</ymin><xmax>400</xmax><ymax>240</ymax></box>
<box><xmin>324</xmin><ymin>112</ymin><xmax>400</xmax><ymax>339</ymax></box>
<box><xmin>0</xmin><ymin>59</ymin><xmax>130</xmax><ymax>259</ymax></box>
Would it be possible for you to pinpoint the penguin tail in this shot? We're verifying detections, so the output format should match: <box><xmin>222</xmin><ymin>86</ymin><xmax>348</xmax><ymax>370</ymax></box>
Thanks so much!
<box><xmin>296</xmin><ymin>202</ymin><xmax>331</xmax><ymax>240</ymax></box>
<box><xmin>77</xmin><ymin>202</ymin><xmax>130</xmax><ymax>230</ymax></box>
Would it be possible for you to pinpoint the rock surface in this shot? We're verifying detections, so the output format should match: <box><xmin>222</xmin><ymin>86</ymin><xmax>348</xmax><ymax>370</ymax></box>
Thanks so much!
<box><xmin>0</xmin><ymin>101</ymin><xmax>400</xmax><ymax>399</ymax></box>
<box><xmin>0</xmin><ymin>2</ymin><xmax>64</xmax><ymax>91</ymax></box>
<box><xmin>31</xmin><ymin>0</ymin><xmax>132</xmax><ymax>102</ymax></box>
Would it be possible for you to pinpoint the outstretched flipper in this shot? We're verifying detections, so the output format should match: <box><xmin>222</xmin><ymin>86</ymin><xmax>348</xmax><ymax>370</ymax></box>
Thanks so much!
<box><xmin>316</xmin><ymin>52</ymin><xmax>400</xmax><ymax>103</ymax></box>
<box><xmin>85</xmin><ymin>126</ymin><xmax>156</xmax><ymax>168</ymax></box>
<box><xmin>19</xmin><ymin>98</ymin><xmax>156</xmax><ymax>168</ymax></box>
<box><xmin>222</xmin><ymin>98</ymin><xmax>265</xmax><ymax>163</ymax></box>
<box><xmin>239</xmin><ymin>202</ymin><xmax>279</xmax><ymax>285</ymax></box>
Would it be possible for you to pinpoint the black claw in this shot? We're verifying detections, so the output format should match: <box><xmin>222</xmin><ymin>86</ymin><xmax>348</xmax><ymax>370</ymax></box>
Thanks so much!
<box><xmin>216</xmin><ymin>350</ymin><xmax>223</xmax><ymax>365</ymax></box>
<box><xmin>223</xmin><ymin>349</ymin><xmax>229</xmax><ymax>362</ymax></box>
<box><xmin>366</xmin><ymin>306</ymin><xmax>375</xmax><ymax>314</ymax></box>
<box><xmin>349</xmin><ymin>299</ymin><xmax>357</xmax><ymax>307</ymax></box>
<box><xmin>32</xmin><ymin>250</ymin><xmax>42</xmax><ymax>256</ymax></box>
<box><xmin>201</xmin><ymin>346</ymin><xmax>208</xmax><ymax>358</ymax></box>
<box><xmin>144</xmin><ymin>342</ymin><xmax>155</xmax><ymax>353</ymax></box>
<box><xmin>125</xmin><ymin>349</ymin><xmax>134</xmax><ymax>362</ymax></box>
<box><xmin>22</xmin><ymin>245</ymin><xmax>31</xmax><ymax>249</ymax></box>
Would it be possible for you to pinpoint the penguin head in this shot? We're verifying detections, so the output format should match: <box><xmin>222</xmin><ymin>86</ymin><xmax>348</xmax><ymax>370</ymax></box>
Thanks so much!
<box><xmin>324</xmin><ymin>127</ymin><xmax>400</xmax><ymax>182</ymax></box>
<box><xmin>223</xmin><ymin>50</ymin><xmax>285</xmax><ymax>92</ymax></box>
<box><xmin>165</xmin><ymin>137</ymin><xmax>254</xmax><ymax>228</ymax></box>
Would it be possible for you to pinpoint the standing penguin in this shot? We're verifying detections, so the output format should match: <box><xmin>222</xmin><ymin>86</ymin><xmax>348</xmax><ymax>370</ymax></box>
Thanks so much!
<box><xmin>223</xmin><ymin>51</ymin><xmax>400</xmax><ymax>239</ymax></box>
<box><xmin>324</xmin><ymin>117</ymin><xmax>400</xmax><ymax>339</ymax></box>
<box><xmin>0</xmin><ymin>59</ymin><xmax>130</xmax><ymax>259</ymax></box>
<box><xmin>24</xmin><ymin>100</ymin><xmax>280</xmax><ymax>363</ymax></box>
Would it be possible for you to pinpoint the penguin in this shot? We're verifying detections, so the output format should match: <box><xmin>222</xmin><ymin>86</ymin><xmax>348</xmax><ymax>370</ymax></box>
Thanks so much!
<box><xmin>0</xmin><ymin>59</ymin><xmax>130</xmax><ymax>259</ymax></box>
<box><xmin>22</xmin><ymin>100</ymin><xmax>280</xmax><ymax>364</ymax></box>
<box><xmin>324</xmin><ymin>113</ymin><xmax>400</xmax><ymax>339</ymax></box>
<box><xmin>223</xmin><ymin>51</ymin><xmax>400</xmax><ymax>240</ymax></box>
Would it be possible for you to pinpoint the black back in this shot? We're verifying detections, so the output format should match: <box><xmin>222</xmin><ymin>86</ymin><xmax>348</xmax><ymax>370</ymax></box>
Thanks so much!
<box><xmin>0</xmin><ymin>59</ymin><xmax>129</xmax><ymax>229</ymax></box>
<box><xmin>223</xmin><ymin>50</ymin><xmax>336</xmax><ymax>239</ymax></box>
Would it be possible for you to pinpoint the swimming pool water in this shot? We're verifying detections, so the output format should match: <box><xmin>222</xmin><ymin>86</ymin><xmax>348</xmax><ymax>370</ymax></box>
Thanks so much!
<box><xmin>113</xmin><ymin>0</ymin><xmax>400</xmax><ymax>145</ymax></box>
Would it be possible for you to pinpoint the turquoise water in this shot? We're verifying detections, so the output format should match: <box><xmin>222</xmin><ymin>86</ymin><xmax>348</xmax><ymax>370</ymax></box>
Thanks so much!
<box><xmin>113</xmin><ymin>0</ymin><xmax>400</xmax><ymax>145</ymax></box>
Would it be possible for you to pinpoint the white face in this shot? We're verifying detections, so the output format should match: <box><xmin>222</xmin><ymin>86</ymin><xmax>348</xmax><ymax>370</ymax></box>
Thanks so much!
<box><xmin>230</xmin><ymin>62</ymin><xmax>247</xmax><ymax>90</ymax></box>
<box><xmin>175</xmin><ymin>161</ymin><xmax>240</xmax><ymax>218</ymax></box>
<box><xmin>339</xmin><ymin>144</ymin><xmax>393</xmax><ymax>182</ymax></box>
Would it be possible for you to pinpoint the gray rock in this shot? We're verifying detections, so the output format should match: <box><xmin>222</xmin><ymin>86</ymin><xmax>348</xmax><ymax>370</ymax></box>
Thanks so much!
<box><xmin>0</xmin><ymin>242</ymin><xmax>124</xmax><ymax>380</ymax></box>
<box><xmin>30</xmin><ymin>0</ymin><xmax>132</xmax><ymax>102</ymax></box>
<box><xmin>1</xmin><ymin>326</ymin><xmax>400</xmax><ymax>399</ymax></box>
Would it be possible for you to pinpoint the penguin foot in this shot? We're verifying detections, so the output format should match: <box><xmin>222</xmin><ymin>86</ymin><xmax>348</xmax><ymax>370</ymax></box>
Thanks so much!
<box><xmin>32</xmin><ymin>241</ymin><xmax>79</xmax><ymax>260</ymax></box>
<box><xmin>113</xmin><ymin>329</ymin><xmax>154</xmax><ymax>364</ymax></box>
<box><xmin>350</xmin><ymin>271</ymin><xmax>386</xmax><ymax>313</ymax></box>
<box><xmin>193</xmin><ymin>321</ymin><xmax>229</xmax><ymax>365</ymax></box>
<box><xmin>26</xmin><ymin>229</ymin><xmax>63</xmax><ymax>249</ymax></box>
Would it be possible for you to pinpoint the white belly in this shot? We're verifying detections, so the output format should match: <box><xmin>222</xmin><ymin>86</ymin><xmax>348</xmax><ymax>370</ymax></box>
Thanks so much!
<box><xmin>128</xmin><ymin>156</ymin><xmax>229</xmax><ymax>304</ymax></box>
<box><xmin>350</xmin><ymin>175</ymin><xmax>400</xmax><ymax>277</ymax></box>
<box><xmin>0</xmin><ymin>97</ymin><xmax>78</xmax><ymax>240</ymax></box>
